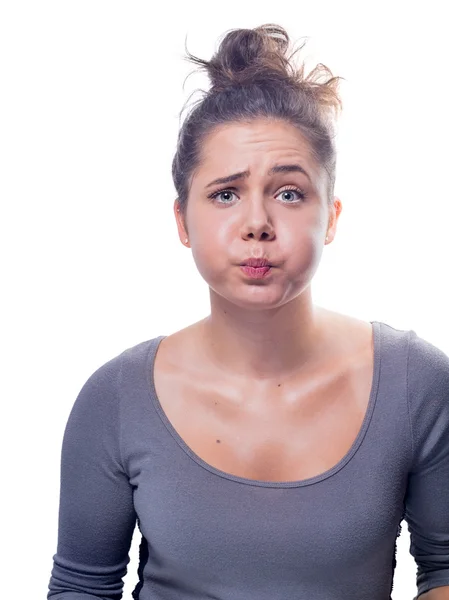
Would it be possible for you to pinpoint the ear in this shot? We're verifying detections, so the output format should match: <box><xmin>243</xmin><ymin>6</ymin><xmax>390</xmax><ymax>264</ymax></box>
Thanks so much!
<box><xmin>173</xmin><ymin>198</ymin><xmax>189</xmax><ymax>245</ymax></box>
<box><xmin>326</xmin><ymin>196</ymin><xmax>343</xmax><ymax>244</ymax></box>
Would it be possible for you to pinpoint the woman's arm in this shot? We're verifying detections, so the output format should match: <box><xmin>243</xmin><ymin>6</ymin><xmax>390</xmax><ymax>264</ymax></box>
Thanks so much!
<box><xmin>47</xmin><ymin>354</ymin><xmax>137</xmax><ymax>599</ymax></box>
<box><xmin>418</xmin><ymin>587</ymin><xmax>449</xmax><ymax>599</ymax></box>
<box><xmin>405</xmin><ymin>331</ymin><xmax>449</xmax><ymax>600</ymax></box>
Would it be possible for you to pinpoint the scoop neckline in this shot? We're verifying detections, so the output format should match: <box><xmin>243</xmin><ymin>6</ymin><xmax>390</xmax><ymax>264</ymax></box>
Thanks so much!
<box><xmin>145</xmin><ymin>320</ymin><xmax>382</xmax><ymax>488</ymax></box>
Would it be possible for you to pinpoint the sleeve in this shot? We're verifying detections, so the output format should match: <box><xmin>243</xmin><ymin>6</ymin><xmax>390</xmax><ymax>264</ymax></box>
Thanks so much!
<box><xmin>404</xmin><ymin>330</ymin><xmax>449</xmax><ymax>600</ymax></box>
<box><xmin>47</xmin><ymin>353</ymin><xmax>137</xmax><ymax>599</ymax></box>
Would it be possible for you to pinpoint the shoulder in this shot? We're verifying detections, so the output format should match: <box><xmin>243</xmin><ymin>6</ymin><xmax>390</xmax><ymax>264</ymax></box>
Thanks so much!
<box><xmin>376</xmin><ymin>320</ymin><xmax>412</xmax><ymax>350</ymax></box>
<box><xmin>74</xmin><ymin>336</ymin><xmax>164</xmax><ymax>407</ymax></box>
<box><xmin>372</xmin><ymin>322</ymin><xmax>449</xmax><ymax>470</ymax></box>
<box><xmin>404</xmin><ymin>328</ymin><xmax>449</xmax><ymax>470</ymax></box>
<box><xmin>375</xmin><ymin>321</ymin><xmax>449</xmax><ymax>401</ymax></box>
<box><xmin>406</xmin><ymin>327</ymin><xmax>449</xmax><ymax>435</ymax></box>
<box><xmin>406</xmin><ymin>328</ymin><xmax>449</xmax><ymax>394</ymax></box>
<box><xmin>95</xmin><ymin>336</ymin><xmax>164</xmax><ymax>374</ymax></box>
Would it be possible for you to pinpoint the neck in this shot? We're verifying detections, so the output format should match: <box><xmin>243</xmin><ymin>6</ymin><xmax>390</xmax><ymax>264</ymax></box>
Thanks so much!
<box><xmin>199</xmin><ymin>288</ymin><xmax>330</xmax><ymax>382</ymax></box>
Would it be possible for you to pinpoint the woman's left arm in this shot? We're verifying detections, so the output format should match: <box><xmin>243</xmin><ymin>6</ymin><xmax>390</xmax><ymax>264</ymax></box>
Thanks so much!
<box><xmin>404</xmin><ymin>330</ymin><xmax>449</xmax><ymax>600</ymax></box>
<box><xmin>418</xmin><ymin>587</ymin><xmax>449</xmax><ymax>599</ymax></box>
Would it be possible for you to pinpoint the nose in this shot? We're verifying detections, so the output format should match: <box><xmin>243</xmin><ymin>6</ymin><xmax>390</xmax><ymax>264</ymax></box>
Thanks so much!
<box><xmin>240</xmin><ymin>199</ymin><xmax>275</xmax><ymax>241</ymax></box>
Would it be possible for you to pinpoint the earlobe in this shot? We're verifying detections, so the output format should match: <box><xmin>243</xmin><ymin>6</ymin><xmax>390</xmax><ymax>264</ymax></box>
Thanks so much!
<box><xmin>334</xmin><ymin>196</ymin><xmax>343</xmax><ymax>217</ymax></box>
<box><xmin>325</xmin><ymin>197</ymin><xmax>341</xmax><ymax>241</ymax></box>
<box><xmin>174</xmin><ymin>199</ymin><xmax>189</xmax><ymax>244</ymax></box>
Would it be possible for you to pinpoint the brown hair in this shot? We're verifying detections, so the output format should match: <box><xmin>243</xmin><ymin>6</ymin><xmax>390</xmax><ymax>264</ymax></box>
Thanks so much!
<box><xmin>172</xmin><ymin>24</ymin><xmax>343</xmax><ymax>221</ymax></box>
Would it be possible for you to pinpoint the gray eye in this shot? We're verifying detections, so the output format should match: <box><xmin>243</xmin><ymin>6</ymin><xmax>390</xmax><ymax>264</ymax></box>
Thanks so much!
<box><xmin>219</xmin><ymin>191</ymin><xmax>234</xmax><ymax>203</ymax></box>
<box><xmin>280</xmin><ymin>191</ymin><xmax>296</xmax><ymax>202</ymax></box>
<box><xmin>276</xmin><ymin>188</ymin><xmax>305</xmax><ymax>203</ymax></box>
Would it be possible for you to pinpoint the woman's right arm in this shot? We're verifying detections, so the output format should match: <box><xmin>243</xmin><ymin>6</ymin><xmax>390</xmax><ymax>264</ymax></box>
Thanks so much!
<box><xmin>47</xmin><ymin>354</ymin><xmax>137</xmax><ymax>599</ymax></box>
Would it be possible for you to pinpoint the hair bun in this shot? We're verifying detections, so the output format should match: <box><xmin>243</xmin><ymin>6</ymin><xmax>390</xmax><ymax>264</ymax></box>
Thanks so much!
<box><xmin>187</xmin><ymin>24</ymin><xmax>295</xmax><ymax>92</ymax></box>
<box><xmin>184</xmin><ymin>24</ymin><xmax>343</xmax><ymax>119</ymax></box>
<box><xmin>174</xmin><ymin>24</ymin><xmax>344</xmax><ymax>219</ymax></box>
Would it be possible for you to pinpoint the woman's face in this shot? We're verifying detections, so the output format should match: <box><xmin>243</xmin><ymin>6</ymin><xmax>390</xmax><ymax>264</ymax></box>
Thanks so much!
<box><xmin>175</xmin><ymin>118</ymin><xmax>341</xmax><ymax>310</ymax></box>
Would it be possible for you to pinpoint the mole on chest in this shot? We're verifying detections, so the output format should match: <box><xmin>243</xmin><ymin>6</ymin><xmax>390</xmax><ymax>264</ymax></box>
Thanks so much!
<box><xmin>163</xmin><ymin>387</ymin><xmax>367</xmax><ymax>482</ymax></box>
<box><xmin>153</xmin><ymin>327</ymin><xmax>373</xmax><ymax>482</ymax></box>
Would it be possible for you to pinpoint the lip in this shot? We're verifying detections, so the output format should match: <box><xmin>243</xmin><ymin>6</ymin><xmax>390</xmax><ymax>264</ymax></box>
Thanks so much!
<box><xmin>240</xmin><ymin>264</ymin><xmax>272</xmax><ymax>279</ymax></box>
<box><xmin>240</xmin><ymin>258</ymin><xmax>272</xmax><ymax>267</ymax></box>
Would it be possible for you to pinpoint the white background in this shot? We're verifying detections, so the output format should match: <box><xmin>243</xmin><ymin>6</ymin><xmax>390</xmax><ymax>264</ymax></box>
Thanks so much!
<box><xmin>1</xmin><ymin>1</ymin><xmax>448</xmax><ymax>598</ymax></box>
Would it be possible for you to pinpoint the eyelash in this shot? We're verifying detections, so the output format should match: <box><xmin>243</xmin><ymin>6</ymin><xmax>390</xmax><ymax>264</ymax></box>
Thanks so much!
<box><xmin>207</xmin><ymin>186</ymin><xmax>307</xmax><ymax>205</ymax></box>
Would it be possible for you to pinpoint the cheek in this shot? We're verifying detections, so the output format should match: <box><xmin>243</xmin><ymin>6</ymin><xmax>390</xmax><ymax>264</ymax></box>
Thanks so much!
<box><xmin>191</xmin><ymin>245</ymin><xmax>229</xmax><ymax>289</ymax></box>
<box><xmin>277</xmin><ymin>218</ymin><xmax>324</xmax><ymax>266</ymax></box>
<box><xmin>188</xmin><ymin>209</ymin><xmax>235</xmax><ymax>267</ymax></box>
<box><xmin>189</xmin><ymin>223</ymin><xmax>229</xmax><ymax>284</ymax></box>
<box><xmin>284</xmin><ymin>238</ymin><xmax>324</xmax><ymax>285</ymax></box>
<box><xmin>187</xmin><ymin>204</ymin><xmax>326</xmax><ymax>286</ymax></box>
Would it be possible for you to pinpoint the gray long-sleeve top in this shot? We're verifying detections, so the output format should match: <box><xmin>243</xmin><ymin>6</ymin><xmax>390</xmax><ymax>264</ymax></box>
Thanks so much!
<box><xmin>47</xmin><ymin>321</ymin><xmax>449</xmax><ymax>599</ymax></box>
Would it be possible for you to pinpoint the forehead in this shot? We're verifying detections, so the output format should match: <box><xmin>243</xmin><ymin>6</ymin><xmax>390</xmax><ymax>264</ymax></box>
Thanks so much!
<box><xmin>196</xmin><ymin>118</ymin><xmax>323</xmax><ymax>184</ymax></box>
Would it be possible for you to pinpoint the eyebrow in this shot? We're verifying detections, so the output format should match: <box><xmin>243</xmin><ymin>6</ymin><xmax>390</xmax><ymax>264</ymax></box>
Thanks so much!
<box><xmin>205</xmin><ymin>163</ymin><xmax>311</xmax><ymax>188</ymax></box>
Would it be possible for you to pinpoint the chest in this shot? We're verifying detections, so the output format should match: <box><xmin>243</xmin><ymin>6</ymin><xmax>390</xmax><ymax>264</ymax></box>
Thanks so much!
<box><xmin>152</xmin><ymin>349</ymin><xmax>374</xmax><ymax>483</ymax></box>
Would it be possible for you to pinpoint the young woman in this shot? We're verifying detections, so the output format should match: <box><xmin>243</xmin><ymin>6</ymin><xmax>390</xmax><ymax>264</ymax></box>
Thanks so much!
<box><xmin>47</xmin><ymin>24</ymin><xmax>449</xmax><ymax>600</ymax></box>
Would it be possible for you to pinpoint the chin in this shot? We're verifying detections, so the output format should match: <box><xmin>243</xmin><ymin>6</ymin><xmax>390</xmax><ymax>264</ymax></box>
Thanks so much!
<box><xmin>208</xmin><ymin>283</ymin><xmax>300</xmax><ymax>311</ymax></box>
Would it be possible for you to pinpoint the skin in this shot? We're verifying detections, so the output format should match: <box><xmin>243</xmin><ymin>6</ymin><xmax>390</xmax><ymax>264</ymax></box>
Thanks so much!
<box><xmin>418</xmin><ymin>590</ymin><xmax>449</xmax><ymax>599</ymax></box>
<box><xmin>169</xmin><ymin>118</ymin><xmax>449</xmax><ymax>589</ymax></box>
<box><xmin>174</xmin><ymin>117</ymin><xmax>343</xmax><ymax>385</ymax></box>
